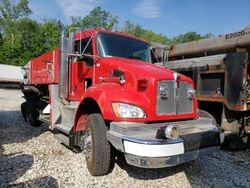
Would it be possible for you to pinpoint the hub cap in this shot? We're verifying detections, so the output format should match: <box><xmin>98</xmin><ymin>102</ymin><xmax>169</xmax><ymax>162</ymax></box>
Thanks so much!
<box><xmin>84</xmin><ymin>127</ymin><xmax>93</xmax><ymax>161</ymax></box>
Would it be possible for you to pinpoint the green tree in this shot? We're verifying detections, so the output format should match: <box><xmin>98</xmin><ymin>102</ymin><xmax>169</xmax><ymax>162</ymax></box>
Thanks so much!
<box><xmin>16</xmin><ymin>18</ymin><xmax>42</xmax><ymax>64</ymax></box>
<box><xmin>0</xmin><ymin>0</ymin><xmax>32</xmax><ymax>33</ymax></box>
<box><xmin>122</xmin><ymin>20</ymin><xmax>170</xmax><ymax>45</ymax></box>
<box><xmin>171</xmin><ymin>31</ymin><xmax>213</xmax><ymax>44</ymax></box>
<box><xmin>0</xmin><ymin>0</ymin><xmax>34</xmax><ymax>65</ymax></box>
<box><xmin>39</xmin><ymin>19</ymin><xmax>60</xmax><ymax>52</ymax></box>
<box><xmin>0</xmin><ymin>18</ymin><xmax>38</xmax><ymax>65</ymax></box>
<box><xmin>203</xmin><ymin>33</ymin><xmax>214</xmax><ymax>39</ymax></box>
<box><xmin>70</xmin><ymin>7</ymin><xmax>118</xmax><ymax>30</ymax></box>
<box><xmin>0</xmin><ymin>0</ymin><xmax>32</xmax><ymax>20</ymax></box>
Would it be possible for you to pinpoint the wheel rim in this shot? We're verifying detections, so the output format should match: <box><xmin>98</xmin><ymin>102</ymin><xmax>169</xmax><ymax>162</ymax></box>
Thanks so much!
<box><xmin>84</xmin><ymin>127</ymin><xmax>93</xmax><ymax>161</ymax></box>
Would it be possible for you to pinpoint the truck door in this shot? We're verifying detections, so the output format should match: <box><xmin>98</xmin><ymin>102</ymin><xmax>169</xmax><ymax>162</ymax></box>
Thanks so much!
<box><xmin>69</xmin><ymin>37</ymin><xmax>93</xmax><ymax>101</ymax></box>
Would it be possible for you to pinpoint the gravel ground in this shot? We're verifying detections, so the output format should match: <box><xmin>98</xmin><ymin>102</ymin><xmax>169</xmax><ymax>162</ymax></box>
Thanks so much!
<box><xmin>0</xmin><ymin>88</ymin><xmax>249</xmax><ymax>188</ymax></box>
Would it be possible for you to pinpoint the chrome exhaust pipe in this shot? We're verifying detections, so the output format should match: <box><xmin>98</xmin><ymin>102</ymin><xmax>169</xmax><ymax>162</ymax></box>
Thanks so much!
<box><xmin>58</xmin><ymin>21</ymin><xmax>68</xmax><ymax>99</ymax></box>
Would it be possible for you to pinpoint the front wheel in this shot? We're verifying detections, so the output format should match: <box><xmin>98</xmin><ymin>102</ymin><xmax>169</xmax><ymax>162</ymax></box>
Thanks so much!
<box><xmin>84</xmin><ymin>113</ymin><xmax>111</xmax><ymax>176</ymax></box>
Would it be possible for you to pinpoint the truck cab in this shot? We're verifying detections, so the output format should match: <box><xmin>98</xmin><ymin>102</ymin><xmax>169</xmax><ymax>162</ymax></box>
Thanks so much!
<box><xmin>20</xmin><ymin>22</ymin><xmax>224</xmax><ymax>176</ymax></box>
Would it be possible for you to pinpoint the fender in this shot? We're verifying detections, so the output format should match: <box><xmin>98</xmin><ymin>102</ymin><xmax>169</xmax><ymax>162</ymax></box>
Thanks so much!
<box><xmin>73</xmin><ymin>83</ymin><xmax>151</xmax><ymax>132</ymax></box>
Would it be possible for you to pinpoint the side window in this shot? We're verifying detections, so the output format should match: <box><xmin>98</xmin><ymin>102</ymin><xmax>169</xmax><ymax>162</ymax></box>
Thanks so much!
<box><xmin>75</xmin><ymin>37</ymin><xmax>94</xmax><ymax>67</ymax></box>
<box><xmin>75</xmin><ymin>37</ymin><xmax>93</xmax><ymax>55</ymax></box>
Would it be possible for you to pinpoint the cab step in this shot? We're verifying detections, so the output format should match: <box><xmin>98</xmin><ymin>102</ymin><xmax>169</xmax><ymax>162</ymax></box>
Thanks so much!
<box><xmin>53</xmin><ymin>123</ymin><xmax>71</xmax><ymax>135</ymax></box>
<box><xmin>55</xmin><ymin>133</ymin><xmax>70</xmax><ymax>147</ymax></box>
<box><xmin>39</xmin><ymin>114</ymin><xmax>50</xmax><ymax>124</ymax></box>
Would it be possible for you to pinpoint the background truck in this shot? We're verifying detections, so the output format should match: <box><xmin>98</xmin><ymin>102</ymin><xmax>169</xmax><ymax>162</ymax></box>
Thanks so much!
<box><xmin>0</xmin><ymin>64</ymin><xmax>23</xmax><ymax>88</ymax></box>
<box><xmin>152</xmin><ymin>25</ymin><xmax>250</xmax><ymax>148</ymax></box>
<box><xmin>20</xmin><ymin>22</ymin><xmax>223</xmax><ymax>176</ymax></box>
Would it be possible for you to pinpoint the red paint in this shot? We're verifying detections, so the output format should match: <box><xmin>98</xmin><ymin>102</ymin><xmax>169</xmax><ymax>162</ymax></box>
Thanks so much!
<box><xmin>74</xmin><ymin>30</ymin><xmax>148</xmax><ymax>45</ymax></box>
<box><xmin>137</xmin><ymin>79</ymin><xmax>148</xmax><ymax>92</ymax></box>
<box><xmin>74</xmin><ymin>114</ymin><xmax>88</xmax><ymax>132</ymax></box>
<box><xmin>68</xmin><ymin>62</ymin><xmax>93</xmax><ymax>101</ymax></box>
<box><xmin>30</xmin><ymin>48</ymin><xmax>59</xmax><ymax>85</ymax></box>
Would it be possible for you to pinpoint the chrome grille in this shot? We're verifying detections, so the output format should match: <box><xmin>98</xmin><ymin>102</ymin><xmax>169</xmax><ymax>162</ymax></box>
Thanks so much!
<box><xmin>156</xmin><ymin>80</ymin><xmax>175</xmax><ymax>115</ymax></box>
<box><xmin>156</xmin><ymin>80</ymin><xmax>193</xmax><ymax>115</ymax></box>
<box><xmin>177</xmin><ymin>82</ymin><xmax>194</xmax><ymax>114</ymax></box>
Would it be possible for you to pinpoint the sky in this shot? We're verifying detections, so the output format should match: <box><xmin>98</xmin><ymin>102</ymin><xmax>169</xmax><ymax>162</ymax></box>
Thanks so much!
<box><xmin>29</xmin><ymin>0</ymin><xmax>250</xmax><ymax>38</ymax></box>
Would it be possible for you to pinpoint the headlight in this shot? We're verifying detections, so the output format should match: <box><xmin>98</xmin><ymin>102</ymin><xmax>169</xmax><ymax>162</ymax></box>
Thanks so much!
<box><xmin>112</xmin><ymin>103</ymin><xmax>146</xmax><ymax>118</ymax></box>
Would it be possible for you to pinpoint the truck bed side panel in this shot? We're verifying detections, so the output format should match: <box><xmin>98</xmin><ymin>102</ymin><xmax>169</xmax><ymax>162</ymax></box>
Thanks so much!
<box><xmin>30</xmin><ymin>48</ymin><xmax>60</xmax><ymax>84</ymax></box>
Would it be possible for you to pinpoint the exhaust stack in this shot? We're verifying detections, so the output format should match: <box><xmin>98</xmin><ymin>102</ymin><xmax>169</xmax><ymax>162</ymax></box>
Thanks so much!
<box><xmin>58</xmin><ymin>21</ymin><xmax>69</xmax><ymax>99</ymax></box>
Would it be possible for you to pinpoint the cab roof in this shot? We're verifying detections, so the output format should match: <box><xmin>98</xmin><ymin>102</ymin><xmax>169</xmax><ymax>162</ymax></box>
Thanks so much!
<box><xmin>74</xmin><ymin>29</ymin><xmax>148</xmax><ymax>44</ymax></box>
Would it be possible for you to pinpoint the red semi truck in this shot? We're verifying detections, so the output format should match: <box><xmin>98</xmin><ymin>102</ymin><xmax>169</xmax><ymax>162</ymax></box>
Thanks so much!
<box><xmin>20</xmin><ymin>22</ymin><xmax>224</xmax><ymax>176</ymax></box>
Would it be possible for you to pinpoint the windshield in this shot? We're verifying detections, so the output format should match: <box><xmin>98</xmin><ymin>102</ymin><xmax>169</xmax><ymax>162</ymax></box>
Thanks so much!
<box><xmin>97</xmin><ymin>32</ymin><xmax>151</xmax><ymax>62</ymax></box>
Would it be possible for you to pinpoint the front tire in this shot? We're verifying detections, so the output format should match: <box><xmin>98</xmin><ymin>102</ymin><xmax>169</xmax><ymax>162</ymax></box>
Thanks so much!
<box><xmin>84</xmin><ymin>113</ymin><xmax>111</xmax><ymax>176</ymax></box>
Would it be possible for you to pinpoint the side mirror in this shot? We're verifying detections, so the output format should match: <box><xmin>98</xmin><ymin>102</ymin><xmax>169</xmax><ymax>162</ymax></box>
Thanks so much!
<box><xmin>150</xmin><ymin>44</ymin><xmax>169</xmax><ymax>67</ymax></box>
<box><xmin>80</xmin><ymin>55</ymin><xmax>94</xmax><ymax>67</ymax></box>
<box><xmin>162</xmin><ymin>48</ymin><xmax>168</xmax><ymax>67</ymax></box>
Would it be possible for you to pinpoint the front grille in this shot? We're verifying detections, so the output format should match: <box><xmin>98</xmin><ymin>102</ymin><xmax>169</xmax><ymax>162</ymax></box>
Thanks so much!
<box><xmin>156</xmin><ymin>80</ymin><xmax>193</xmax><ymax>115</ymax></box>
<box><xmin>178</xmin><ymin>82</ymin><xmax>194</xmax><ymax>114</ymax></box>
<box><xmin>156</xmin><ymin>80</ymin><xmax>176</xmax><ymax>115</ymax></box>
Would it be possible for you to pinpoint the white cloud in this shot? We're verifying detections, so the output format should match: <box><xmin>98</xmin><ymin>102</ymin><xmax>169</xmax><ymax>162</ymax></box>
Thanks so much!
<box><xmin>56</xmin><ymin>0</ymin><xmax>100</xmax><ymax>22</ymax></box>
<box><xmin>133</xmin><ymin>0</ymin><xmax>161</xmax><ymax>18</ymax></box>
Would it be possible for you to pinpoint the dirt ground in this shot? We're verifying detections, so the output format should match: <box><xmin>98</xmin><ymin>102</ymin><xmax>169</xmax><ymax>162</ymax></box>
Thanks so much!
<box><xmin>0</xmin><ymin>88</ymin><xmax>249</xmax><ymax>188</ymax></box>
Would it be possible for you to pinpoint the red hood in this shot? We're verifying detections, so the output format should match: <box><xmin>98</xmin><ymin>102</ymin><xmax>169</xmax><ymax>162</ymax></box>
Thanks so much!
<box><xmin>98</xmin><ymin>57</ymin><xmax>193</xmax><ymax>84</ymax></box>
<box><xmin>92</xmin><ymin>56</ymin><xmax>197</xmax><ymax>122</ymax></box>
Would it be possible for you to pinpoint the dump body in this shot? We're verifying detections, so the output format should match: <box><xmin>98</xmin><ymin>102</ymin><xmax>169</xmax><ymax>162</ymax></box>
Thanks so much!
<box><xmin>153</xmin><ymin>25</ymin><xmax>250</xmax><ymax>142</ymax></box>
<box><xmin>168</xmin><ymin>25</ymin><xmax>250</xmax><ymax>59</ymax></box>
<box><xmin>27</xmin><ymin>49</ymin><xmax>60</xmax><ymax>85</ymax></box>
<box><xmin>166</xmin><ymin>52</ymin><xmax>249</xmax><ymax>111</ymax></box>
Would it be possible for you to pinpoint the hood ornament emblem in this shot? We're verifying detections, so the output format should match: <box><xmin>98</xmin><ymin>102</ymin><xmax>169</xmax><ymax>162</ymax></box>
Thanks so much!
<box><xmin>173</xmin><ymin>72</ymin><xmax>180</xmax><ymax>88</ymax></box>
<box><xmin>173</xmin><ymin>72</ymin><xmax>179</xmax><ymax>81</ymax></box>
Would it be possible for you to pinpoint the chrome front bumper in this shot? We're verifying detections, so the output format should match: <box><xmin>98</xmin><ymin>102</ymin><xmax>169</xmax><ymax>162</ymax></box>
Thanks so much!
<box><xmin>124</xmin><ymin>146</ymin><xmax>219</xmax><ymax>168</ymax></box>
<box><xmin>107</xmin><ymin>117</ymin><xmax>224</xmax><ymax>168</ymax></box>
